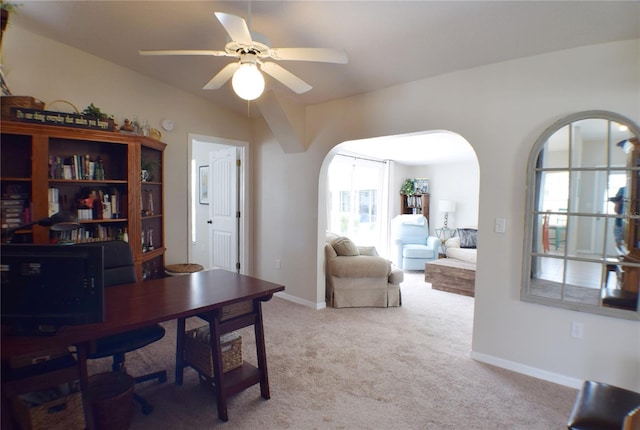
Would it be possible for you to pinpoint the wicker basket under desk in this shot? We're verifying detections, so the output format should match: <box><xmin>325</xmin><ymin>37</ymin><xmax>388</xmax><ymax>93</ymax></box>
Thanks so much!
<box><xmin>183</xmin><ymin>327</ymin><xmax>242</xmax><ymax>378</ymax></box>
<box><xmin>11</xmin><ymin>385</ymin><xmax>85</xmax><ymax>430</ymax></box>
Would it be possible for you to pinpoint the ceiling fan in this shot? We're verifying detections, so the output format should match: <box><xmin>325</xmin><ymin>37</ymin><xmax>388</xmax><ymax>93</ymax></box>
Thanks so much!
<box><xmin>139</xmin><ymin>12</ymin><xmax>348</xmax><ymax>100</ymax></box>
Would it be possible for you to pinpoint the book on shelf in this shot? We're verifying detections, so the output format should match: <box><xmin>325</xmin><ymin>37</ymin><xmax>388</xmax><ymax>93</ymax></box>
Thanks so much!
<box><xmin>50</xmin><ymin>153</ymin><xmax>100</xmax><ymax>180</ymax></box>
<box><xmin>53</xmin><ymin>223</ymin><xmax>121</xmax><ymax>243</ymax></box>
<box><xmin>1</xmin><ymin>188</ymin><xmax>30</xmax><ymax>229</ymax></box>
<box><xmin>48</xmin><ymin>187</ymin><xmax>60</xmax><ymax>217</ymax></box>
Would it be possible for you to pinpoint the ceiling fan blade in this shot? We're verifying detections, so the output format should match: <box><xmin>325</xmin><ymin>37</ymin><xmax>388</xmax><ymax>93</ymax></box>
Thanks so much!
<box><xmin>202</xmin><ymin>62</ymin><xmax>240</xmax><ymax>90</ymax></box>
<box><xmin>260</xmin><ymin>62</ymin><xmax>312</xmax><ymax>94</ymax></box>
<box><xmin>139</xmin><ymin>49</ymin><xmax>232</xmax><ymax>57</ymax></box>
<box><xmin>268</xmin><ymin>48</ymin><xmax>348</xmax><ymax>64</ymax></box>
<box><xmin>214</xmin><ymin>12</ymin><xmax>252</xmax><ymax>45</ymax></box>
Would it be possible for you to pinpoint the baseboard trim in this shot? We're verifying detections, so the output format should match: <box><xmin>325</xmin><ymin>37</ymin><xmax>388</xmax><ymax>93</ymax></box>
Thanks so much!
<box><xmin>470</xmin><ymin>351</ymin><xmax>583</xmax><ymax>389</ymax></box>
<box><xmin>275</xmin><ymin>291</ymin><xmax>326</xmax><ymax>310</ymax></box>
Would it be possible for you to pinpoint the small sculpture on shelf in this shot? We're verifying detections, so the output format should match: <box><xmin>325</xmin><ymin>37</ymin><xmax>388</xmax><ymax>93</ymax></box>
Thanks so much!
<box><xmin>147</xmin><ymin>190</ymin><xmax>154</xmax><ymax>215</ymax></box>
<box><xmin>141</xmin><ymin>189</ymin><xmax>154</xmax><ymax>216</ymax></box>
<box><xmin>94</xmin><ymin>157</ymin><xmax>105</xmax><ymax>180</ymax></box>
<box><xmin>120</xmin><ymin>119</ymin><xmax>135</xmax><ymax>133</ymax></box>
<box><xmin>147</xmin><ymin>227</ymin><xmax>154</xmax><ymax>251</ymax></box>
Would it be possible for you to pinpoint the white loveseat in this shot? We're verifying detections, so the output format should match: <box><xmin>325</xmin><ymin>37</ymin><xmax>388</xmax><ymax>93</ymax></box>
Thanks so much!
<box><xmin>444</xmin><ymin>236</ymin><xmax>477</xmax><ymax>265</ymax></box>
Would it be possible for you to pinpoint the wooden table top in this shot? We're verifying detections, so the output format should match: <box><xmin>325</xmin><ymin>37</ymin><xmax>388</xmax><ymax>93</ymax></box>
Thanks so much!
<box><xmin>1</xmin><ymin>269</ymin><xmax>285</xmax><ymax>357</ymax></box>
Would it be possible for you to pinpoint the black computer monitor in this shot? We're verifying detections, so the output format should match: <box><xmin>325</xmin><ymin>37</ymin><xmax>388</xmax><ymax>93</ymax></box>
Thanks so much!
<box><xmin>1</xmin><ymin>243</ymin><xmax>105</xmax><ymax>335</ymax></box>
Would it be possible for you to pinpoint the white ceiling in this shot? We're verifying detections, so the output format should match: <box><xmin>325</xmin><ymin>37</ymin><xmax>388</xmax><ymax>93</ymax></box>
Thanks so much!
<box><xmin>339</xmin><ymin>131</ymin><xmax>477</xmax><ymax>165</ymax></box>
<box><xmin>10</xmin><ymin>1</ymin><xmax>639</xmax><ymax>165</ymax></box>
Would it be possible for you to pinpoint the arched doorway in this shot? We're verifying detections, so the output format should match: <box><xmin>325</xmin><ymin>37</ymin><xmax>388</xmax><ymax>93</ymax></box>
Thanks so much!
<box><xmin>317</xmin><ymin>130</ymin><xmax>479</xmax><ymax>305</ymax></box>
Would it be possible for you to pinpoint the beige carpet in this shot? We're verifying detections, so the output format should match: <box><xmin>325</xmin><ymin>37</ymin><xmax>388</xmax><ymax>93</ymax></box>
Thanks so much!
<box><xmin>88</xmin><ymin>272</ymin><xmax>577</xmax><ymax>429</ymax></box>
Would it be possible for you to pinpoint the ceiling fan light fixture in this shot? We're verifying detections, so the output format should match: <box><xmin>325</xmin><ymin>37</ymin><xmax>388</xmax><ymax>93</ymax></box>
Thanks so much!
<box><xmin>140</xmin><ymin>12</ymin><xmax>348</xmax><ymax>101</ymax></box>
<box><xmin>232</xmin><ymin>57</ymin><xmax>265</xmax><ymax>101</ymax></box>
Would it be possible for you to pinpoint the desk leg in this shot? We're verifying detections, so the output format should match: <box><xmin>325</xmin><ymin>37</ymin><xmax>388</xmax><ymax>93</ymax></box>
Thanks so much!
<box><xmin>175</xmin><ymin>317</ymin><xmax>186</xmax><ymax>385</ymax></box>
<box><xmin>208</xmin><ymin>316</ymin><xmax>228</xmax><ymax>422</ymax></box>
<box><xmin>76</xmin><ymin>342</ymin><xmax>95</xmax><ymax>430</ymax></box>
<box><xmin>254</xmin><ymin>301</ymin><xmax>270</xmax><ymax>400</ymax></box>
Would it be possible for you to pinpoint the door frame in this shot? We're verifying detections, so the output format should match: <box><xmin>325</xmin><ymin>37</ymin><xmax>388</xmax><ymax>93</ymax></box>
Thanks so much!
<box><xmin>187</xmin><ymin>133</ymin><xmax>250</xmax><ymax>274</ymax></box>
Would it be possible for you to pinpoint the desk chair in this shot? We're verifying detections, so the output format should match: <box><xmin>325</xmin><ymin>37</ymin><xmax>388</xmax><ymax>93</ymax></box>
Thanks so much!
<box><xmin>567</xmin><ymin>380</ymin><xmax>640</xmax><ymax>429</ymax></box>
<box><xmin>549</xmin><ymin>212</ymin><xmax>567</xmax><ymax>250</ymax></box>
<box><xmin>81</xmin><ymin>240</ymin><xmax>167</xmax><ymax>414</ymax></box>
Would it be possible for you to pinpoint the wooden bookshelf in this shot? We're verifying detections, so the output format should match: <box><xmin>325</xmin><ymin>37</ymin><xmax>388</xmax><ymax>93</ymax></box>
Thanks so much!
<box><xmin>400</xmin><ymin>193</ymin><xmax>430</xmax><ymax>224</ymax></box>
<box><xmin>0</xmin><ymin>120</ymin><xmax>166</xmax><ymax>280</ymax></box>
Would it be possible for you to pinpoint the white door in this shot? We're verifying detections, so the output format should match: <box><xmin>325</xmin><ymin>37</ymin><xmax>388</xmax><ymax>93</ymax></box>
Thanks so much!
<box><xmin>208</xmin><ymin>147</ymin><xmax>239</xmax><ymax>272</ymax></box>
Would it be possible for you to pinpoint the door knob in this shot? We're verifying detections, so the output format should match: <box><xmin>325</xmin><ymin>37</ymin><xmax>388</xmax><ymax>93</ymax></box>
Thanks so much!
<box><xmin>207</xmin><ymin>220</ymin><xmax>212</xmax><ymax>224</ymax></box>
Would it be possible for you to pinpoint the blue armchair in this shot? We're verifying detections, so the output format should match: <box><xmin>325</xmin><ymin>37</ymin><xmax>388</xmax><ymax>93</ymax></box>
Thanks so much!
<box><xmin>393</xmin><ymin>215</ymin><xmax>440</xmax><ymax>270</ymax></box>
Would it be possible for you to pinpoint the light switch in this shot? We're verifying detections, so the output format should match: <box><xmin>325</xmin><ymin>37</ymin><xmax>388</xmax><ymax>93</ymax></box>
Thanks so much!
<box><xmin>495</xmin><ymin>217</ymin><xmax>506</xmax><ymax>233</ymax></box>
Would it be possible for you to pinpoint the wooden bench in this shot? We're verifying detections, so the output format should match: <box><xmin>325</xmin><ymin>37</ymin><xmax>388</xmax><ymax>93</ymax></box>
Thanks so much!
<box><xmin>424</xmin><ymin>258</ymin><xmax>476</xmax><ymax>297</ymax></box>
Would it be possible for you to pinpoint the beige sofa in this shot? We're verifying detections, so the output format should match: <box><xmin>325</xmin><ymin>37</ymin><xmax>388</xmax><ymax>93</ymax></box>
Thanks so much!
<box><xmin>325</xmin><ymin>233</ymin><xmax>403</xmax><ymax>308</ymax></box>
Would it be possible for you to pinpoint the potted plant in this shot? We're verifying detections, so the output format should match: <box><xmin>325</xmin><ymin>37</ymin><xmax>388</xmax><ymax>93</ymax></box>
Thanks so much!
<box><xmin>81</xmin><ymin>102</ymin><xmax>116</xmax><ymax>130</ymax></box>
<box><xmin>401</xmin><ymin>178</ymin><xmax>415</xmax><ymax>196</ymax></box>
<box><xmin>141</xmin><ymin>157</ymin><xmax>160</xmax><ymax>182</ymax></box>
<box><xmin>81</xmin><ymin>103</ymin><xmax>113</xmax><ymax>120</ymax></box>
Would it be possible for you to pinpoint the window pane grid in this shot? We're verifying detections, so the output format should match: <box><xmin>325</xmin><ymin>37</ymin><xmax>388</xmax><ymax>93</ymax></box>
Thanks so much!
<box><xmin>524</xmin><ymin>112</ymin><xmax>639</xmax><ymax>319</ymax></box>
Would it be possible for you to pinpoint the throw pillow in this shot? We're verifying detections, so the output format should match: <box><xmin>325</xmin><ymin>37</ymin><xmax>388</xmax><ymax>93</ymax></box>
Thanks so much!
<box><xmin>326</xmin><ymin>232</ymin><xmax>340</xmax><ymax>243</ymax></box>
<box><xmin>457</xmin><ymin>228</ymin><xmax>477</xmax><ymax>249</ymax></box>
<box><xmin>331</xmin><ymin>236</ymin><xmax>360</xmax><ymax>256</ymax></box>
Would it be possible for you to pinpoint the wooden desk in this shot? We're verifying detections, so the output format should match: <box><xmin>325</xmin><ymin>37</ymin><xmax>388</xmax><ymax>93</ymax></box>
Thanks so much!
<box><xmin>1</xmin><ymin>269</ymin><xmax>285</xmax><ymax>428</ymax></box>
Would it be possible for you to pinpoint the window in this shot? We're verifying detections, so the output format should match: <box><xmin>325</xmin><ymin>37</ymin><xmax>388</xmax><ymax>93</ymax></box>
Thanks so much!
<box><xmin>340</xmin><ymin>191</ymin><xmax>351</xmax><ymax>212</ymax></box>
<box><xmin>327</xmin><ymin>155</ymin><xmax>386</xmax><ymax>248</ymax></box>
<box><xmin>358</xmin><ymin>190</ymin><xmax>377</xmax><ymax>223</ymax></box>
<box><xmin>522</xmin><ymin>111</ymin><xmax>639</xmax><ymax>320</ymax></box>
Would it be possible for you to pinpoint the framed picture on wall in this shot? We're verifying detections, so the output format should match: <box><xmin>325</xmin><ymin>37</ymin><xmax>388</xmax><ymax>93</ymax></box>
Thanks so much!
<box><xmin>199</xmin><ymin>165</ymin><xmax>209</xmax><ymax>205</ymax></box>
<box><xmin>414</xmin><ymin>178</ymin><xmax>430</xmax><ymax>194</ymax></box>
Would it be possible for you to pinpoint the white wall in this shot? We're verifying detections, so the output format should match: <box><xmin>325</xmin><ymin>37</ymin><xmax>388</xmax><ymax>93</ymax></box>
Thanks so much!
<box><xmin>394</xmin><ymin>161</ymin><xmax>480</xmax><ymax>232</ymax></box>
<box><xmin>6</xmin><ymin>24</ymin><xmax>639</xmax><ymax>391</ymax></box>
<box><xmin>427</xmin><ymin>161</ymin><xmax>479</xmax><ymax>230</ymax></box>
<box><xmin>300</xmin><ymin>40</ymin><xmax>640</xmax><ymax>390</ymax></box>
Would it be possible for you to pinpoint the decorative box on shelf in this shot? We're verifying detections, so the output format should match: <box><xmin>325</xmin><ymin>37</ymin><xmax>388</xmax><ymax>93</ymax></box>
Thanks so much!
<box><xmin>183</xmin><ymin>327</ymin><xmax>242</xmax><ymax>378</ymax></box>
<box><xmin>0</xmin><ymin>96</ymin><xmax>45</xmax><ymax>120</ymax></box>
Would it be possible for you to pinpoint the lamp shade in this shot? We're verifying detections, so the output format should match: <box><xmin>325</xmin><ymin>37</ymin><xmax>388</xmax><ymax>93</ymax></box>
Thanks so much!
<box><xmin>232</xmin><ymin>62</ymin><xmax>265</xmax><ymax>101</ymax></box>
<box><xmin>46</xmin><ymin>211</ymin><xmax>81</xmax><ymax>231</ymax></box>
<box><xmin>439</xmin><ymin>200</ymin><xmax>456</xmax><ymax>213</ymax></box>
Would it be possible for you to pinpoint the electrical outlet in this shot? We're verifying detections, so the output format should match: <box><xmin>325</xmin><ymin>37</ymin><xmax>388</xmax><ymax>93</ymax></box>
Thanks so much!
<box><xmin>571</xmin><ymin>321</ymin><xmax>584</xmax><ymax>339</ymax></box>
<box><xmin>275</xmin><ymin>259</ymin><xmax>281</xmax><ymax>270</ymax></box>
